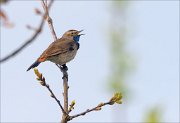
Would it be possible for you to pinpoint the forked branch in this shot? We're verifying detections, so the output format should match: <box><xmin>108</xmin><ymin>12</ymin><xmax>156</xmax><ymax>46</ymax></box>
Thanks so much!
<box><xmin>40</xmin><ymin>1</ymin><xmax>69</xmax><ymax>122</ymax></box>
<box><xmin>37</xmin><ymin>1</ymin><xmax>123</xmax><ymax>123</ymax></box>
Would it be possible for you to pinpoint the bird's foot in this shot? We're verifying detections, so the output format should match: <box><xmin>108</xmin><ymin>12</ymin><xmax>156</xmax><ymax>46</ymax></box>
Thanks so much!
<box><xmin>60</xmin><ymin>64</ymin><xmax>68</xmax><ymax>71</ymax></box>
<box><xmin>60</xmin><ymin>64</ymin><xmax>68</xmax><ymax>81</ymax></box>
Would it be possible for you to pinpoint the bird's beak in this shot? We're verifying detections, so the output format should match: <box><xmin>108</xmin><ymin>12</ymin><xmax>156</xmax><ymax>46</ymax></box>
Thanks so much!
<box><xmin>78</xmin><ymin>30</ymin><xmax>85</xmax><ymax>36</ymax></box>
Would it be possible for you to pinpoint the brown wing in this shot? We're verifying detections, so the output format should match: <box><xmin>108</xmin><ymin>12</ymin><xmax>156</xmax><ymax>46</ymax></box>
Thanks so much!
<box><xmin>38</xmin><ymin>38</ymin><xmax>75</xmax><ymax>62</ymax></box>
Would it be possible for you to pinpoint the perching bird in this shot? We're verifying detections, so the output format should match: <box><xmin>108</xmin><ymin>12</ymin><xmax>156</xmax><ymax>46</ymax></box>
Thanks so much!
<box><xmin>27</xmin><ymin>29</ymin><xmax>84</xmax><ymax>71</ymax></box>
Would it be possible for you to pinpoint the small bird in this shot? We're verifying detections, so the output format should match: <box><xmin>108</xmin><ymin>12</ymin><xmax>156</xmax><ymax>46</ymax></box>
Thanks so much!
<box><xmin>27</xmin><ymin>29</ymin><xmax>84</xmax><ymax>71</ymax></box>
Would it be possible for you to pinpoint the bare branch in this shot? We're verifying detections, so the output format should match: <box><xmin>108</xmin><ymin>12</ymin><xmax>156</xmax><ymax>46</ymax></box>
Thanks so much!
<box><xmin>45</xmin><ymin>84</ymin><xmax>66</xmax><ymax>114</ymax></box>
<box><xmin>0</xmin><ymin>0</ymin><xmax>54</xmax><ymax>63</ymax></box>
<box><xmin>68</xmin><ymin>102</ymin><xmax>111</xmax><ymax>121</ymax></box>
<box><xmin>56</xmin><ymin>65</ymin><xmax>69</xmax><ymax>123</ymax></box>
<box><xmin>61</xmin><ymin>67</ymin><xmax>69</xmax><ymax>123</ymax></box>
<box><xmin>34</xmin><ymin>68</ymin><xmax>66</xmax><ymax>114</ymax></box>
<box><xmin>68</xmin><ymin>92</ymin><xmax>123</xmax><ymax>121</ymax></box>
<box><xmin>41</xmin><ymin>0</ymin><xmax>57</xmax><ymax>41</ymax></box>
<box><xmin>0</xmin><ymin>17</ymin><xmax>44</xmax><ymax>63</ymax></box>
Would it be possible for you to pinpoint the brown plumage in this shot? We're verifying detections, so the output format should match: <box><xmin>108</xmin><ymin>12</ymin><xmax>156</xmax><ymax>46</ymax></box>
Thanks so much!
<box><xmin>27</xmin><ymin>30</ymin><xmax>83</xmax><ymax>71</ymax></box>
<box><xmin>39</xmin><ymin>37</ymin><xmax>78</xmax><ymax>64</ymax></box>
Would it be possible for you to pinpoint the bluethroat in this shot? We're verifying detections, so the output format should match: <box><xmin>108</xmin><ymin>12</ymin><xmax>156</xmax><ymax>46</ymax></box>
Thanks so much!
<box><xmin>27</xmin><ymin>29</ymin><xmax>84</xmax><ymax>71</ymax></box>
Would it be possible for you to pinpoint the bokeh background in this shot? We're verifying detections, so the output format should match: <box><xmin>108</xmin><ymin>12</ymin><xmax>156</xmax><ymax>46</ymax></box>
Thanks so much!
<box><xmin>1</xmin><ymin>1</ymin><xmax>179</xmax><ymax>122</ymax></box>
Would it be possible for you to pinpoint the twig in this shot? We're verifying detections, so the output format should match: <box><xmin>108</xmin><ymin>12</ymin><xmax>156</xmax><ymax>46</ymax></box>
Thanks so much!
<box><xmin>0</xmin><ymin>0</ymin><xmax>54</xmax><ymax>63</ymax></box>
<box><xmin>41</xmin><ymin>0</ymin><xmax>57</xmax><ymax>40</ymax></box>
<box><xmin>34</xmin><ymin>69</ymin><xmax>66</xmax><ymax>114</ymax></box>
<box><xmin>45</xmin><ymin>84</ymin><xmax>66</xmax><ymax>114</ymax></box>
<box><xmin>68</xmin><ymin>102</ymin><xmax>111</xmax><ymax>121</ymax></box>
<box><xmin>68</xmin><ymin>92</ymin><xmax>123</xmax><ymax>121</ymax></box>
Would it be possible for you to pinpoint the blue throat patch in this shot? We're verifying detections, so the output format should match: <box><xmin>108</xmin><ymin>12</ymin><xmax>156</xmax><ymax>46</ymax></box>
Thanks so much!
<box><xmin>73</xmin><ymin>35</ymin><xmax>81</xmax><ymax>43</ymax></box>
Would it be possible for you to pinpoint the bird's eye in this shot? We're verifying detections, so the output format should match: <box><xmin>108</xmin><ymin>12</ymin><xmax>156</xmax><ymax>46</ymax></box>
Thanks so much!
<box><xmin>71</xmin><ymin>32</ymin><xmax>74</xmax><ymax>35</ymax></box>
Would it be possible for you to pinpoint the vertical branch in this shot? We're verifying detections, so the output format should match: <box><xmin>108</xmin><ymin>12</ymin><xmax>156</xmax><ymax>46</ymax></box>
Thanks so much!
<box><xmin>55</xmin><ymin>65</ymin><xmax>69</xmax><ymax>123</ymax></box>
<box><xmin>61</xmin><ymin>69</ymin><xmax>69</xmax><ymax>123</ymax></box>
<box><xmin>40</xmin><ymin>1</ymin><xmax>69</xmax><ymax>122</ymax></box>
<box><xmin>63</xmin><ymin>70</ymin><xmax>69</xmax><ymax>113</ymax></box>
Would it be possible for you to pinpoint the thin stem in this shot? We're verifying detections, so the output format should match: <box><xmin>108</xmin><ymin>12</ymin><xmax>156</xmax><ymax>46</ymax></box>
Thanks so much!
<box><xmin>68</xmin><ymin>102</ymin><xmax>111</xmax><ymax>121</ymax></box>
<box><xmin>34</xmin><ymin>68</ymin><xmax>66</xmax><ymax>115</ymax></box>
<box><xmin>41</xmin><ymin>0</ymin><xmax>57</xmax><ymax>40</ymax></box>
<box><xmin>45</xmin><ymin>84</ymin><xmax>66</xmax><ymax>114</ymax></box>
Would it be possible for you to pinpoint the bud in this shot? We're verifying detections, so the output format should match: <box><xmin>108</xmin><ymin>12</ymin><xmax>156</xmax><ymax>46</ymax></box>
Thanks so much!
<box><xmin>39</xmin><ymin>81</ymin><xmax>45</xmax><ymax>86</ymax></box>
<box><xmin>109</xmin><ymin>92</ymin><xmax>122</xmax><ymax>105</ymax></box>
<box><xmin>97</xmin><ymin>102</ymin><xmax>104</xmax><ymax>107</ymax></box>
<box><xmin>34</xmin><ymin>8</ymin><xmax>42</xmax><ymax>15</ymax></box>
<box><xmin>95</xmin><ymin>107</ymin><xmax>101</xmax><ymax>111</ymax></box>
<box><xmin>34</xmin><ymin>68</ymin><xmax>42</xmax><ymax>79</ymax></box>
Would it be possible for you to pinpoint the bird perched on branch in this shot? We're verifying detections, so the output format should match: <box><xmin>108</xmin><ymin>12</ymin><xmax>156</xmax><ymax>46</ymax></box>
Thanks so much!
<box><xmin>27</xmin><ymin>29</ymin><xmax>84</xmax><ymax>71</ymax></box>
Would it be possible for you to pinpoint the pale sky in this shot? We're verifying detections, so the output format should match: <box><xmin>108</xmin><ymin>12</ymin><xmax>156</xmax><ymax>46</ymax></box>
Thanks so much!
<box><xmin>1</xmin><ymin>1</ymin><xmax>179</xmax><ymax>122</ymax></box>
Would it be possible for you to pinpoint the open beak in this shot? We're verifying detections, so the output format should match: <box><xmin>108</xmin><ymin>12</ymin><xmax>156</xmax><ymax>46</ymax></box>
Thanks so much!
<box><xmin>78</xmin><ymin>30</ymin><xmax>85</xmax><ymax>36</ymax></box>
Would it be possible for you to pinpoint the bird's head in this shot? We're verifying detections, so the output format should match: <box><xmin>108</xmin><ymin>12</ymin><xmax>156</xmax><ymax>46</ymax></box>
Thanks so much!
<box><xmin>62</xmin><ymin>30</ymin><xmax>84</xmax><ymax>42</ymax></box>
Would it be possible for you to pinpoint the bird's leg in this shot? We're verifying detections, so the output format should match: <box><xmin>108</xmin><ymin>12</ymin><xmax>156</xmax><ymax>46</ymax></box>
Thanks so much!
<box><xmin>59</xmin><ymin>64</ymin><xmax>68</xmax><ymax>71</ymax></box>
<box><xmin>62</xmin><ymin>64</ymin><xmax>68</xmax><ymax>71</ymax></box>
<box><xmin>60</xmin><ymin>64</ymin><xmax>68</xmax><ymax>80</ymax></box>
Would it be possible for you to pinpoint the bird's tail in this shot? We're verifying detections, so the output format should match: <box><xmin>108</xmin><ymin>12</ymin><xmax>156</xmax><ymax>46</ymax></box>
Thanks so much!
<box><xmin>27</xmin><ymin>60</ymin><xmax>41</xmax><ymax>71</ymax></box>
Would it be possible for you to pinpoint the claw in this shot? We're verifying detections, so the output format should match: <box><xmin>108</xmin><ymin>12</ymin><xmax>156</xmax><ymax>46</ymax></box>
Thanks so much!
<box><xmin>60</xmin><ymin>64</ymin><xmax>68</xmax><ymax>71</ymax></box>
<box><xmin>62</xmin><ymin>64</ymin><xmax>68</xmax><ymax>71</ymax></box>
